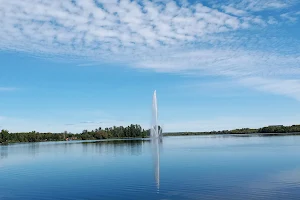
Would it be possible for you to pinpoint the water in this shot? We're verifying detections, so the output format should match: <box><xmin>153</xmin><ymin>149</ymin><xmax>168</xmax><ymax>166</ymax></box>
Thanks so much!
<box><xmin>1</xmin><ymin>135</ymin><xmax>300</xmax><ymax>199</ymax></box>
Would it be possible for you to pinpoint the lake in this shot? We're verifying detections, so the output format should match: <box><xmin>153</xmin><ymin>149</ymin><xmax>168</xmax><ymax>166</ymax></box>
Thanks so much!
<box><xmin>1</xmin><ymin>135</ymin><xmax>300</xmax><ymax>200</ymax></box>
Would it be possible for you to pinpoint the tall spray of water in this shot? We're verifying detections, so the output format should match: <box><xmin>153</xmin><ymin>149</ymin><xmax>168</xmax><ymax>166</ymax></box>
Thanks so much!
<box><xmin>150</xmin><ymin>90</ymin><xmax>163</xmax><ymax>192</ymax></box>
<box><xmin>150</xmin><ymin>90</ymin><xmax>162</xmax><ymax>138</ymax></box>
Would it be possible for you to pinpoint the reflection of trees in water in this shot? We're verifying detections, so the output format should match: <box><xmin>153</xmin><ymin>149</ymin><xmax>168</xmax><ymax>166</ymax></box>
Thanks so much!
<box><xmin>0</xmin><ymin>140</ymin><xmax>151</xmax><ymax>160</ymax></box>
<box><xmin>0</xmin><ymin>143</ymin><xmax>40</xmax><ymax>159</ymax></box>
<box><xmin>27</xmin><ymin>143</ymin><xmax>40</xmax><ymax>157</ymax></box>
<box><xmin>63</xmin><ymin>142</ymin><xmax>73</xmax><ymax>154</ymax></box>
<box><xmin>81</xmin><ymin>139</ymin><xmax>150</xmax><ymax>156</ymax></box>
<box><xmin>0</xmin><ymin>146</ymin><xmax>8</xmax><ymax>159</ymax></box>
<box><xmin>0</xmin><ymin>144</ymin><xmax>39</xmax><ymax>160</ymax></box>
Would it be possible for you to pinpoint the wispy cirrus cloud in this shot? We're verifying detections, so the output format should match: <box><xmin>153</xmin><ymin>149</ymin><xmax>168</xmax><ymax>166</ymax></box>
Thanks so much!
<box><xmin>240</xmin><ymin>77</ymin><xmax>300</xmax><ymax>101</ymax></box>
<box><xmin>280</xmin><ymin>12</ymin><xmax>299</xmax><ymax>22</ymax></box>
<box><xmin>0</xmin><ymin>87</ymin><xmax>17</xmax><ymax>91</ymax></box>
<box><xmin>0</xmin><ymin>0</ymin><xmax>299</xmax><ymax>101</ymax></box>
<box><xmin>136</xmin><ymin>49</ymin><xmax>300</xmax><ymax>76</ymax></box>
<box><xmin>221</xmin><ymin>5</ymin><xmax>249</xmax><ymax>16</ymax></box>
<box><xmin>217</xmin><ymin>0</ymin><xmax>297</xmax><ymax>12</ymax></box>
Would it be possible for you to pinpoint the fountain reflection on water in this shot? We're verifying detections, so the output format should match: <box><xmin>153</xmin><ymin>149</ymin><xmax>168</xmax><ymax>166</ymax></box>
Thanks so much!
<box><xmin>150</xmin><ymin>90</ymin><xmax>163</xmax><ymax>192</ymax></box>
<box><xmin>152</xmin><ymin>137</ymin><xmax>162</xmax><ymax>192</ymax></box>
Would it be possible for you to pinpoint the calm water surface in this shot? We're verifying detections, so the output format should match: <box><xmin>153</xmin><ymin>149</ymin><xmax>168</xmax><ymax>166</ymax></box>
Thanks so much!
<box><xmin>1</xmin><ymin>135</ymin><xmax>300</xmax><ymax>200</ymax></box>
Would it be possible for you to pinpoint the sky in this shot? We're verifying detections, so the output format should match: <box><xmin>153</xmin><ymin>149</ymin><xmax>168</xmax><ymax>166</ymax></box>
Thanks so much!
<box><xmin>0</xmin><ymin>0</ymin><xmax>300</xmax><ymax>133</ymax></box>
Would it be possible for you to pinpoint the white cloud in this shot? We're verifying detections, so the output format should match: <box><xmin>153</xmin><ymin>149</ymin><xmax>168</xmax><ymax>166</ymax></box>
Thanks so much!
<box><xmin>0</xmin><ymin>0</ymin><xmax>231</xmax><ymax>51</ymax></box>
<box><xmin>136</xmin><ymin>48</ymin><xmax>300</xmax><ymax>100</ymax></box>
<box><xmin>280</xmin><ymin>12</ymin><xmax>299</xmax><ymax>22</ymax></box>
<box><xmin>0</xmin><ymin>0</ymin><xmax>278</xmax><ymax>55</ymax></box>
<box><xmin>0</xmin><ymin>0</ymin><xmax>299</xmax><ymax>102</ymax></box>
<box><xmin>267</xmin><ymin>16</ymin><xmax>278</xmax><ymax>24</ymax></box>
<box><xmin>222</xmin><ymin>5</ymin><xmax>248</xmax><ymax>16</ymax></box>
<box><xmin>240</xmin><ymin>77</ymin><xmax>300</xmax><ymax>101</ymax></box>
<box><xmin>135</xmin><ymin>49</ymin><xmax>300</xmax><ymax>77</ymax></box>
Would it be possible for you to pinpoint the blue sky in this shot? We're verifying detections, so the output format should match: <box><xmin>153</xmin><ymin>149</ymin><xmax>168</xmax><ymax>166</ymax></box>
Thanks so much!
<box><xmin>0</xmin><ymin>0</ymin><xmax>300</xmax><ymax>133</ymax></box>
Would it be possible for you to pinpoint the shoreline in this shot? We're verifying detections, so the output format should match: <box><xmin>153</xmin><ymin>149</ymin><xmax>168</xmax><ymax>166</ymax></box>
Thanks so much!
<box><xmin>164</xmin><ymin>132</ymin><xmax>300</xmax><ymax>137</ymax></box>
<box><xmin>2</xmin><ymin>123</ymin><xmax>300</xmax><ymax>145</ymax></box>
<box><xmin>2</xmin><ymin>132</ymin><xmax>300</xmax><ymax>146</ymax></box>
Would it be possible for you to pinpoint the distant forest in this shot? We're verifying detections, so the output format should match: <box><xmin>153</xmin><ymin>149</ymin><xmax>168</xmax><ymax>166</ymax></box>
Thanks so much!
<box><xmin>0</xmin><ymin>124</ymin><xmax>150</xmax><ymax>144</ymax></box>
<box><xmin>167</xmin><ymin>124</ymin><xmax>300</xmax><ymax>136</ymax></box>
<box><xmin>1</xmin><ymin>124</ymin><xmax>300</xmax><ymax>144</ymax></box>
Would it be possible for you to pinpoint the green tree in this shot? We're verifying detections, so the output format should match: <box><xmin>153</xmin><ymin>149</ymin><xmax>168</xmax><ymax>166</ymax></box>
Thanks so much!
<box><xmin>0</xmin><ymin>129</ymin><xmax>9</xmax><ymax>143</ymax></box>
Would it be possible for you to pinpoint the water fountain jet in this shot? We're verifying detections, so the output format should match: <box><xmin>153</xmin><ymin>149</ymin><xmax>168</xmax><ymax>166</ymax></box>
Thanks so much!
<box><xmin>150</xmin><ymin>90</ymin><xmax>162</xmax><ymax>139</ymax></box>
<box><xmin>150</xmin><ymin>90</ymin><xmax>163</xmax><ymax>192</ymax></box>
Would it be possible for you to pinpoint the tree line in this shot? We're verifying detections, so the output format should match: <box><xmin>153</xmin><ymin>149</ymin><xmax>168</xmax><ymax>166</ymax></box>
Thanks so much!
<box><xmin>2</xmin><ymin>124</ymin><xmax>300</xmax><ymax>145</ymax></box>
<box><xmin>166</xmin><ymin>124</ymin><xmax>300</xmax><ymax>136</ymax></box>
<box><xmin>0</xmin><ymin>124</ymin><xmax>150</xmax><ymax>144</ymax></box>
